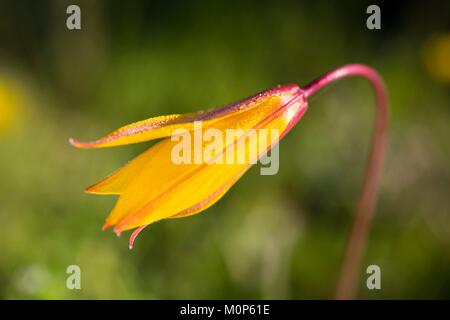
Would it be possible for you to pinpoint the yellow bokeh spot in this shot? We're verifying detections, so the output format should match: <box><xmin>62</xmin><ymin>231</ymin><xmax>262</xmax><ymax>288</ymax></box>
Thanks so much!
<box><xmin>422</xmin><ymin>33</ymin><xmax>450</xmax><ymax>85</ymax></box>
<box><xmin>0</xmin><ymin>79</ymin><xmax>22</xmax><ymax>134</ymax></box>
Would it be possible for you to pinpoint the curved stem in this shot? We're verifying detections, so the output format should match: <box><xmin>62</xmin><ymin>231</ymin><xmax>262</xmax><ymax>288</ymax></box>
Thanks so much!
<box><xmin>303</xmin><ymin>64</ymin><xmax>389</xmax><ymax>299</ymax></box>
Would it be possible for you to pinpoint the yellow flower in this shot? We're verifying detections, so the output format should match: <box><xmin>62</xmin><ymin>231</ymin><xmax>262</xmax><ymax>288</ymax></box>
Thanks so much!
<box><xmin>71</xmin><ymin>63</ymin><xmax>388</xmax><ymax>261</ymax></box>
<box><xmin>422</xmin><ymin>32</ymin><xmax>450</xmax><ymax>85</ymax></box>
<box><xmin>71</xmin><ymin>85</ymin><xmax>307</xmax><ymax>247</ymax></box>
<box><xmin>70</xmin><ymin>63</ymin><xmax>389</xmax><ymax>301</ymax></box>
<box><xmin>0</xmin><ymin>79</ymin><xmax>21</xmax><ymax>135</ymax></box>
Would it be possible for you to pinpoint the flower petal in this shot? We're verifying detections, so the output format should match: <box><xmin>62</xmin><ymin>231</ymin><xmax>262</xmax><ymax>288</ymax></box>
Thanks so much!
<box><xmin>70</xmin><ymin>86</ymin><xmax>299</xmax><ymax>149</ymax></box>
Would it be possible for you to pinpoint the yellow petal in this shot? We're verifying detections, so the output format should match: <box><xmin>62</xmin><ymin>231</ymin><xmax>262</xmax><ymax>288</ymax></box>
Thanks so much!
<box><xmin>69</xmin><ymin>86</ymin><xmax>295</xmax><ymax>149</ymax></box>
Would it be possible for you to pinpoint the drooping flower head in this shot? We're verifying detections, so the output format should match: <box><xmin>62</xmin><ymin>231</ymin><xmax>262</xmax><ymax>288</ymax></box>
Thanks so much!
<box><xmin>71</xmin><ymin>84</ymin><xmax>308</xmax><ymax>248</ymax></box>
<box><xmin>70</xmin><ymin>63</ymin><xmax>388</xmax><ymax>303</ymax></box>
<box><xmin>71</xmin><ymin>64</ymin><xmax>389</xmax><ymax>300</ymax></box>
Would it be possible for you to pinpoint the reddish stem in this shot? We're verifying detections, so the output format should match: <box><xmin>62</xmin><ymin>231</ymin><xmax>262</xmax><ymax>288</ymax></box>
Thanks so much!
<box><xmin>303</xmin><ymin>64</ymin><xmax>389</xmax><ymax>299</ymax></box>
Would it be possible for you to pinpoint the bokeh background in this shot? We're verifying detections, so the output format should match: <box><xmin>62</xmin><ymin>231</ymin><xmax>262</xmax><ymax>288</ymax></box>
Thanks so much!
<box><xmin>0</xmin><ymin>0</ymin><xmax>449</xmax><ymax>299</ymax></box>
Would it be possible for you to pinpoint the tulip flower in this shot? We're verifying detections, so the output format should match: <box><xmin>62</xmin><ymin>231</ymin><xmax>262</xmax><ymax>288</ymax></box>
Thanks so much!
<box><xmin>71</xmin><ymin>64</ymin><xmax>388</xmax><ymax>299</ymax></box>
<box><xmin>71</xmin><ymin>84</ymin><xmax>307</xmax><ymax>241</ymax></box>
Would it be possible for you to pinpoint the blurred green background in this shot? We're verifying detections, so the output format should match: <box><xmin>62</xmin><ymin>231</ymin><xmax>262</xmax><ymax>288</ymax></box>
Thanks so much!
<box><xmin>0</xmin><ymin>0</ymin><xmax>449</xmax><ymax>299</ymax></box>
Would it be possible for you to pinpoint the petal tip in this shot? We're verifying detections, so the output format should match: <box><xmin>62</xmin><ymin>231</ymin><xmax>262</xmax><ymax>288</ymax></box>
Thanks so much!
<box><xmin>102</xmin><ymin>222</ymin><xmax>111</xmax><ymax>231</ymax></box>
<box><xmin>69</xmin><ymin>137</ymin><xmax>87</xmax><ymax>149</ymax></box>
<box><xmin>69</xmin><ymin>137</ymin><xmax>102</xmax><ymax>149</ymax></box>
<box><xmin>128</xmin><ymin>225</ymin><xmax>148</xmax><ymax>250</ymax></box>
<box><xmin>85</xmin><ymin>184</ymin><xmax>99</xmax><ymax>194</ymax></box>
